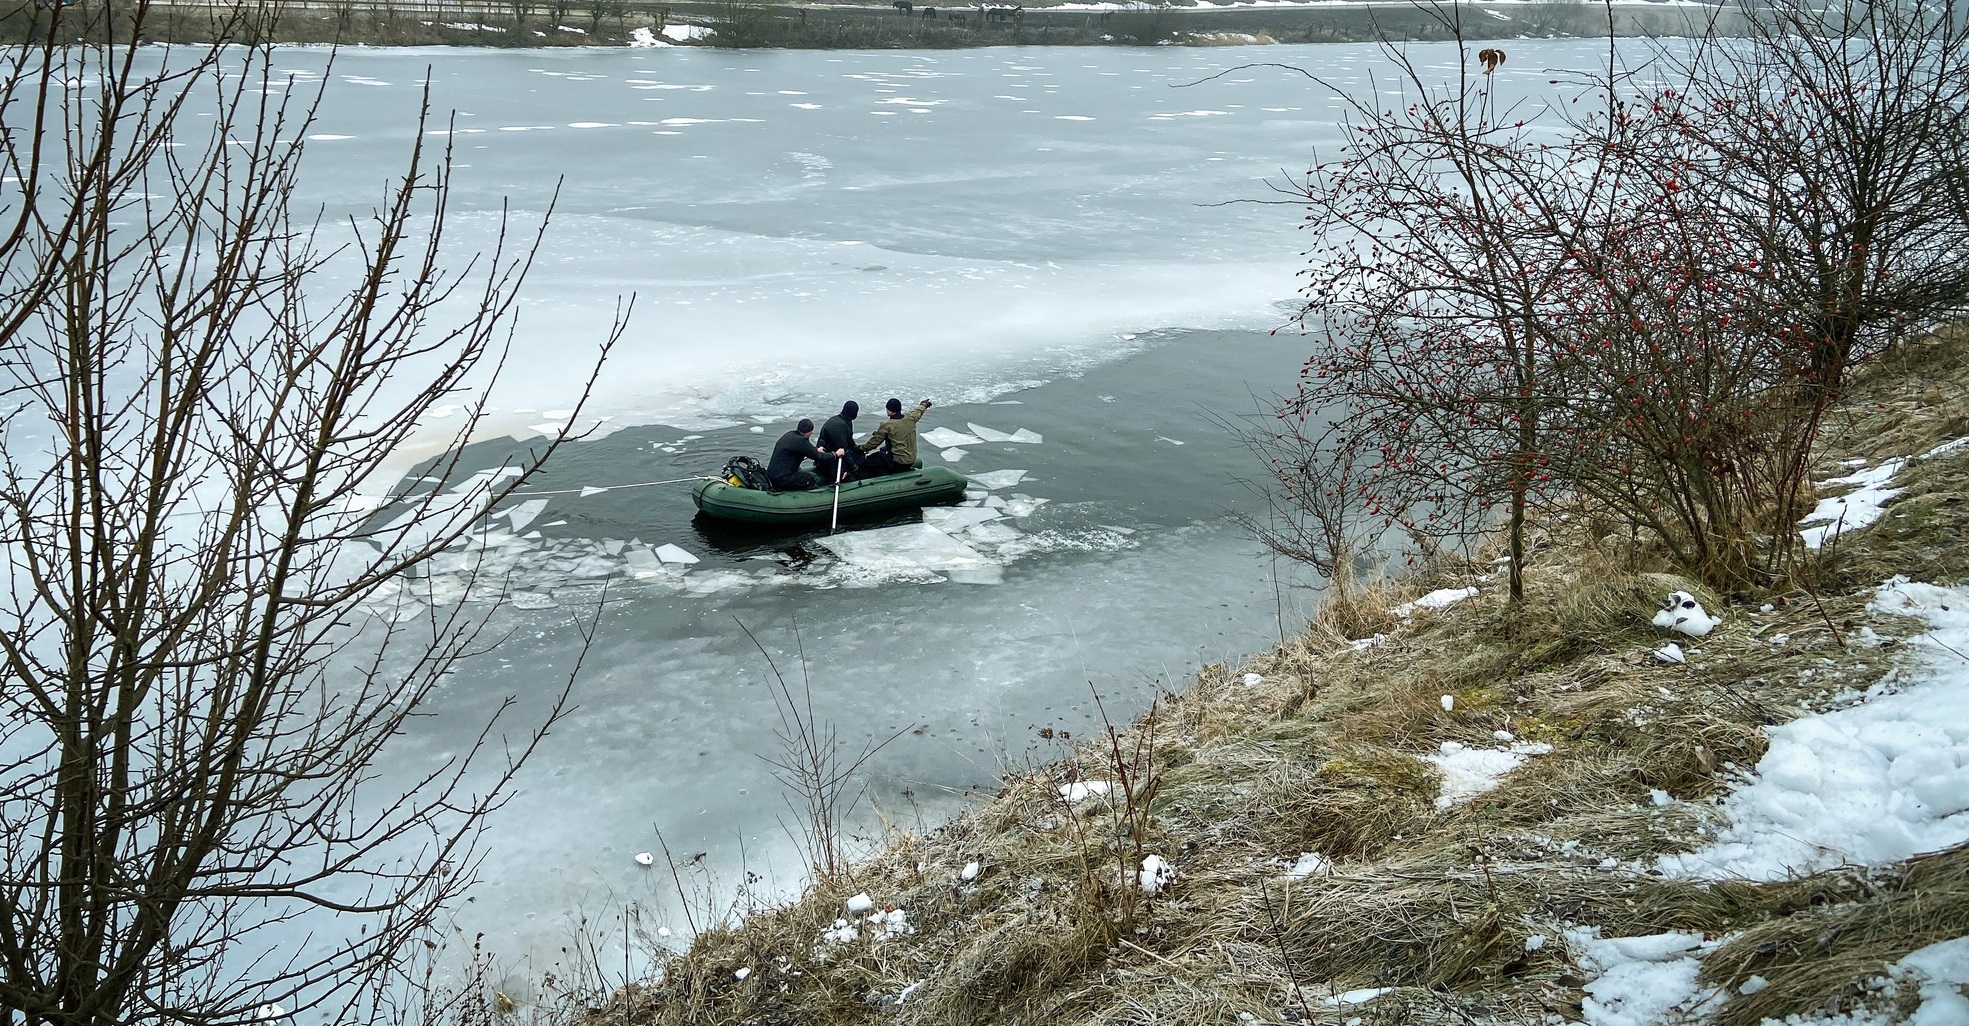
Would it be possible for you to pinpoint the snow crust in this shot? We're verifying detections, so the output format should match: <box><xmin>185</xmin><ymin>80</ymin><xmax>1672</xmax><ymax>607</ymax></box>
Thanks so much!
<box><xmin>1392</xmin><ymin>586</ymin><xmax>1478</xmax><ymax>617</ymax></box>
<box><xmin>1799</xmin><ymin>435</ymin><xmax>1968</xmax><ymax>549</ymax></box>
<box><xmin>1657</xmin><ymin>578</ymin><xmax>1969</xmax><ymax>881</ymax></box>
<box><xmin>1422</xmin><ymin>740</ymin><xmax>1553</xmax><ymax>809</ymax></box>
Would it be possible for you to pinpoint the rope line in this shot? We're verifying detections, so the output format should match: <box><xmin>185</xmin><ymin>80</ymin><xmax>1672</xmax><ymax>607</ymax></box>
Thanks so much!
<box><xmin>510</xmin><ymin>474</ymin><xmax>715</xmax><ymax>498</ymax></box>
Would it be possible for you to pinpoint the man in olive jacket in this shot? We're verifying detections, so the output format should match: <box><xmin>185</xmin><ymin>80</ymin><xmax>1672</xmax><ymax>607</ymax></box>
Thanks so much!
<box><xmin>858</xmin><ymin>398</ymin><xmax>933</xmax><ymax>476</ymax></box>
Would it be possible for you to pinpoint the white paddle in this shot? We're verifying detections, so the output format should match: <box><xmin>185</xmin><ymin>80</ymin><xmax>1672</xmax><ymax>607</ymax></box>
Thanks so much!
<box><xmin>829</xmin><ymin>453</ymin><xmax>845</xmax><ymax>533</ymax></box>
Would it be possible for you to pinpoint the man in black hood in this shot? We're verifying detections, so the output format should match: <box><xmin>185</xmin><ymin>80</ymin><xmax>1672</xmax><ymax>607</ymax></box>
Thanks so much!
<box><xmin>766</xmin><ymin>418</ymin><xmax>843</xmax><ymax>491</ymax></box>
<box><xmin>814</xmin><ymin>400</ymin><xmax>866</xmax><ymax>484</ymax></box>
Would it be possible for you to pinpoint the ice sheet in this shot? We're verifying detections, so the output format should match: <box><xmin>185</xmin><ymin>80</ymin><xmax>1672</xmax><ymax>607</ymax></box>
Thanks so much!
<box><xmin>967</xmin><ymin>422</ymin><xmax>1017</xmax><ymax>443</ymax></box>
<box><xmin>815</xmin><ymin>523</ymin><xmax>992</xmax><ymax>573</ymax></box>
<box><xmin>968</xmin><ymin>469</ymin><xmax>1028</xmax><ymax>490</ymax></box>
<box><xmin>922</xmin><ymin>427</ymin><xmax>986</xmax><ymax>448</ymax></box>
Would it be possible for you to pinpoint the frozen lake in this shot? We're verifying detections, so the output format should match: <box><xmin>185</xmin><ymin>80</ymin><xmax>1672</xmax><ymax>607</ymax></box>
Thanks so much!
<box><xmin>247</xmin><ymin>36</ymin><xmax>1623</xmax><ymax>991</ymax></box>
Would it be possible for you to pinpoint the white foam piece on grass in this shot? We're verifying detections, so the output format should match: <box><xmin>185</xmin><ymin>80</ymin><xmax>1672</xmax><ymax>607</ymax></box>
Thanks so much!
<box><xmin>845</xmin><ymin>892</ymin><xmax>874</xmax><ymax>913</ymax></box>
<box><xmin>1563</xmin><ymin>927</ymin><xmax>1715</xmax><ymax>1026</ymax></box>
<box><xmin>1393</xmin><ymin>586</ymin><xmax>1478</xmax><ymax>617</ymax></box>
<box><xmin>815</xmin><ymin>523</ymin><xmax>992</xmax><ymax>574</ymax></box>
<box><xmin>1652</xmin><ymin>591</ymin><xmax>1720</xmax><ymax>637</ymax></box>
<box><xmin>941</xmin><ymin>447</ymin><xmax>967</xmax><ymax>462</ymax></box>
<box><xmin>922</xmin><ymin>506</ymin><xmax>1002</xmax><ymax>530</ymax></box>
<box><xmin>1654</xmin><ymin>642</ymin><xmax>1687</xmax><ymax>664</ymax></box>
<box><xmin>922</xmin><ymin>427</ymin><xmax>985</xmax><ymax>448</ymax></box>
<box><xmin>1137</xmin><ymin>854</ymin><xmax>1175</xmax><ymax>894</ymax></box>
<box><xmin>1423</xmin><ymin>740</ymin><xmax>1554</xmax><ymax>809</ymax></box>
<box><xmin>967</xmin><ymin>422</ymin><xmax>1018</xmax><ymax>443</ymax></box>
<box><xmin>1658</xmin><ymin>577</ymin><xmax>1969</xmax><ymax>881</ymax></box>
<box><xmin>1323</xmin><ymin>988</ymin><xmax>1395</xmax><ymax>1006</ymax></box>
<box><xmin>654</xmin><ymin>543</ymin><xmax>700</xmax><ymax>565</ymax></box>
<box><xmin>968</xmin><ymin>469</ymin><xmax>1027</xmax><ymax>491</ymax></box>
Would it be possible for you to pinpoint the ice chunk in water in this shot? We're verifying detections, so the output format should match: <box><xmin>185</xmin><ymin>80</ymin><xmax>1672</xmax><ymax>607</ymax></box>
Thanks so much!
<box><xmin>962</xmin><ymin>521</ymin><xmax>1023</xmax><ymax>545</ymax></box>
<box><xmin>494</xmin><ymin>498</ymin><xmax>549</xmax><ymax>532</ymax></box>
<box><xmin>923</xmin><ymin>506</ymin><xmax>1002</xmax><ymax>530</ymax></box>
<box><xmin>579</xmin><ymin>486</ymin><xmax>609</xmax><ymax>498</ymax></box>
<box><xmin>922</xmin><ymin>427</ymin><xmax>985</xmax><ymax>448</ymax></box>
<box><xmin>621</xmin><ymin>547</ymin><xmax>662</xmax><ymax>576</ymax></box>
<box><xmin>941</xmin><ymin>448</ymin><xmax>967</xmax><ymax>462</ymax></box>
<box><xmin>967</xmin><ymin>422</ymin><xmax>1017</xmax><ymax>443</ymax></box>
<box><xmin>509</xmin><ymin>591</ymin><xmax>557</xmax><ymax>609</ymax></box>
<box><xmin>1008</xmin><ymin>428</ymin><xmax>1043</xmax><ymax>444</ymax></box>
<box><xmin>968</xmin><ymin>469</ymin><xmax>1027</xmax><ymax>490</ymax></box>
<box><xmin>816</xmin><ymin>523</ymin><xmax>991</xmax><ymax>573</ymax></box>
<box><xmin>655</xmin><ymin>543</ymin><xmax>700</xmax><ymax>565</ymax></box>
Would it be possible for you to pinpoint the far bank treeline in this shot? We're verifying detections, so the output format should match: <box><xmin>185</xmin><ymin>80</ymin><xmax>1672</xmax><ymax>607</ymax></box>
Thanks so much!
<box><xmin>1</xmin><ymin>0</ymin><xmax>1739</xmax><ymax>50</ymax></box>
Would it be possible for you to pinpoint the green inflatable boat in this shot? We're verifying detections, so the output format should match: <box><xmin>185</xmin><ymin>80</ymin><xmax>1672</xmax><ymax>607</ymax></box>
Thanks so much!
<box><xmin>691</xmin><ymin>465</ymin><xmax>969</xmax><ymax>526</ymax></box>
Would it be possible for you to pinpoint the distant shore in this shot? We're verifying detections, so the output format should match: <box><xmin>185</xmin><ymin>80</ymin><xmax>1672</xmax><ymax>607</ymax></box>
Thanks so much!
<box><xmin>3</xmin><ymin>0</ymin><xmax>1741</xmax><ymax>49</ymax></box>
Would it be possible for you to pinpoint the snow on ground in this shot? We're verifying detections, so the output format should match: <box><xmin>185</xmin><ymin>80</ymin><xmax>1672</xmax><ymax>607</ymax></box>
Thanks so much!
<box><xmin>1422</xmin><ymin>740</ymin><xmax>1553</xmax><ymax>809</ymax></box>
<box><xmin>1656</xmin><ymin>578</ymin><xmax>1969</xmax><ymax>881</ymax></box>
<box><xmin>1391</xmin><ymin>586</ymin><xmax>1478</xmax><ymax>618</ymax></box>
<box><xmin>1800</xmin><ymin>435</ymin><xmax>1969</xmax><ymax>549</ymax></box>
<box><xmin>1563</xmin><ymin>928</ymin><xmax>1719</xmax><ymax>1026</ymax></box>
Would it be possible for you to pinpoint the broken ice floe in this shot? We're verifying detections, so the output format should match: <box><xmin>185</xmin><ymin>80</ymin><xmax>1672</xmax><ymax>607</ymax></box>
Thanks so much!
<box><xmin>923</xmin><ymin>506</ymin><xmax>1002</xmax><ymax>530</ymax></box>
<box><xmin>941</xmin><ymin>448</ymin><xmax>967</xmax><ymax>462</ymax></box>
<box><xmin>816</xmin><ymin>523</ymin><xmax>991</xmax><ymax>575</ymax></box>
<box><xmin>634</xmin><ymin>851</ymin><xmax>654</xmax><ymax>866</ymax></box>
<box><xmin>493</xmin><ymin>498</ymin><xmax>548</xmax><ymax>532</ymax></box>
<box><xmin>921</xmin><ymin>427</ymin><xmax>985</xmax><ymax>448</ymax></box>
<box><xmin>968</xmin><ymin>469</ymin><xmax>1028</xmax><ymax>491</ymax></box>
<box><xmin>965</xmin><ymin>422</ymin><xmax>1043</xmax><ymax>444</ymax></box>
<box><xmin>654</xmin><ymin>543</ymin><xmax>700</xmax><ymax>565</ymax></box>
<box><xmin>1652</xmin><ymin>591</ymin><xmax>1720</xmax><ymax>637</ymax></box>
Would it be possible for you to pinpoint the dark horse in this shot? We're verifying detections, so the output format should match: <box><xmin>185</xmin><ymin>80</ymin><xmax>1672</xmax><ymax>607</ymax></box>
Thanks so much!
<box><xmin>892</xmin><ymin>0</ymin><xmax>912</xmax><ymax>11</ymax></box>
<box><xmin>920</xmin><ymin>5</ymin><xmax>935</xmax><ymax>16</ymax></box>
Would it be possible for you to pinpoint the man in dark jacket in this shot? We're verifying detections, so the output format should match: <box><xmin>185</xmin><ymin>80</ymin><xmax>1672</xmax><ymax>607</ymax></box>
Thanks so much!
<box><xmin>815</xmin><ymin>400</ymin><xmax>866</xmax><ymax>484</ymax></box>
<box><xmin>859</xmin><ymin>398</ymin><xmax>933</xmax><ymax>476</ymax></box>
<box><xmin>767</xmin><ymin>418</ymin><xmax>843</xmax><ymax>491</ymax></box>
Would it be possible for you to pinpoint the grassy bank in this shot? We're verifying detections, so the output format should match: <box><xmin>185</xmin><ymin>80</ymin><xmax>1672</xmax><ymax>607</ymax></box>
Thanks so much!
<box><xmin>550</xmin><ymin>327</ymin><xmax>1969</xmax><ymax>1025</ymax></box>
